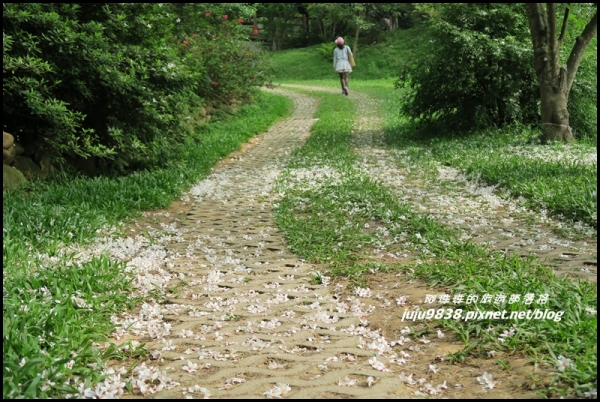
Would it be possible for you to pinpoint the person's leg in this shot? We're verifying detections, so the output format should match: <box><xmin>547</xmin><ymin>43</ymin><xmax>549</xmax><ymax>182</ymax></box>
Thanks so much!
<box><xmin>344</xmin><ymin>72</ymin><xmax>349</xmax><ymax>95</ymax></box>
<box><xmin>338</xmin><ymin>73</ymin><xmax>345</xmax><ymax>93</ymax></box>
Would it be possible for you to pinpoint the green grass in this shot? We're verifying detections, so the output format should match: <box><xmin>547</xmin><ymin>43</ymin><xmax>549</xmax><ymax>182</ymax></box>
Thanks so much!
<box><xmin>271</xmin><ymin>27</ymin><xmax>430</xmax><ymax>82</ymax></box>
<box><xmin>375</xmin><ymin>84</ymin><xmax>597</xmax><ymax>230</ymax></box>
<box><xmin>271</xmin><ymin>23</ymin><xmax>596</xmax><ymax>230</ymax></box>
<box><xmin>2</xmin><ymin>91</ymin><xmax>293</xmax><ymax>399</ymax></box>
<box><xmin>272</xmin><ymin>84</ymin><xmax>597</xmax><ymax>397</ymax></box>
<box><xmin>275</xmin><ymin>79</ymin><xmax>596</xmax><ymax>230</ymax></box>
<box><xmin>3</xmin><ymin>92</ymin><xmax>293</xmax><ymax>251</ymax></box>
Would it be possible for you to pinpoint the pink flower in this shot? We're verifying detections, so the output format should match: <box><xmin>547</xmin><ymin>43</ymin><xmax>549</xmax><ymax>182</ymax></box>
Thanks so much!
<box><xmin>205</xmin><ymin>12</ymin><xmax>210</xmax><ymax>17</ymax></box>
<box><xmin>238</xmin><ymin>18</ymin><xmax>243</xmax><ymax>23</ymax></box>
<box><xmin>182</xmin><ymin>40</ymin><xmax>189</xmax><ymax>45</ymax></box>
<box><xmin>211</xmin><ymin>35</ymin><xmax>216</xmax><ymax>39</ymax></box>
<box><xmin>252</xmin><ymin>28</ymin><xmax>259</xmax><ymax>35</ymax></box>
<box><xmin>191</xmin><ymin>33</ymin><xmax>198</xmax><ymax>38</ymax></box>
<box><xmin>212</xmin><ymin>81</ymin><xmax>218</xmax><ymax>88</ymax></box>
<box><xmin>223</xmin><ymin>15</ymin><xmax>228</xmax><ymax>20</ymax></box>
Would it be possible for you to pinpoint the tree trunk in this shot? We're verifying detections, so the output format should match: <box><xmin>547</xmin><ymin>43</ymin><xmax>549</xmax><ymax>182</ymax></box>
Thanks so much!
<box><xmin>539</xmin><ymin>71</ymin><xmax>573</xmax><ymax>142</ymax></box>
<box><xmin>353</xmin><ymin>23</ymin><xmax>360</xmax><ymax>54</ymax></box>
<box><xmin>525</xmin><ymin>4</ymin><xmax>597</xmax><ymax>142</ymax></box>
<box><xmin>302</xmin><ymin>14</ymin><xmax>308</xmax><ymax>34</ymax></box>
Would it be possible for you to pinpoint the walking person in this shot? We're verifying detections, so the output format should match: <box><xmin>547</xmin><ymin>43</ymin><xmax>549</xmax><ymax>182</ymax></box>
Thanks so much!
<box><xmin>333</xmin><ymin>37</ymin><xmax>353</xmax><ymax>96</ymax></box>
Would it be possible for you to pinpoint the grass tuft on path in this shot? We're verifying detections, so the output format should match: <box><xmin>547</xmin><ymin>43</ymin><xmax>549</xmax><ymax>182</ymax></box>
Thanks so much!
<box><xmin>273</xmin><ymin>84</ymin><xmax>597</xmax><ymax>398</ymax></box>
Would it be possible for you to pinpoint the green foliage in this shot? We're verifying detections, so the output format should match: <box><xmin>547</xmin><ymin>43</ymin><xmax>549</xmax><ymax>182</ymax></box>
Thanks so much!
<box><xmin>393</xmin><ymin>3</ymin><xmax>597</xmax><ymax>140</ymax></box>
<box><xmin>569</xmin><ymin>53</ymin><xmax>597</xmax><ymax>143</ymax></box>
<box><xmin>397</xmin><ymin>4</ymin><xmax>538</xmax><ymax>131</ymax></box>
<box><xmin>3</xmin><ymin>3</ymin><xmax>272</xmax><ymax>175</ymax></box>
<box><xmin>559</xmin><ymin>5</ymin><xmax>597</xmax><ymax>143</ymax></box>
<box><xmin>304</xmin><ymin>3</ymin><xmax>426</xmax><ymax>47</ymax></box>
<box><xmin>316</xmin><ymin>42</ymin><xmax>335</xmax><ymax>61</ymax></box>
<box><xmin>271</xmin><ymin>29</ymin><xmax>427</xmax><ymax>82</ymax></box>
<box><xmin>3</xmin><ymin>4</ymin><xmax>193</xmax><ymax>171</ymax></box>
<box><xmin>396</xmin><ymin>4</ymin><xmax>539</xmax><ymax>131</ymax></box>
<box><xmin>178</xmin><ymin>17</ymin><xmax>271</xmax><ymax>104</ymax></box>
<box><xmin>256</xmin><ymin>3</ymin><xmax>302</xmax><ymax>50</ymax></box>
<box><xmin>374</xmin><ymin>3</ymin><xmax>429</xmax><ymax>30</ymax></box>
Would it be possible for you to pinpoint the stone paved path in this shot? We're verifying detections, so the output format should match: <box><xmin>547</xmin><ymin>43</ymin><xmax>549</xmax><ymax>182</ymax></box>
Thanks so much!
<box><xmin>105</xmin><ymin>85</ymin><xmax>596</xmax><ymax>399</ymax></box>
<box><xmin>112</xmin><ymin>89</ymin><xmax>415</xmax><ymax>398</ymax></box>
<box><xmin>281</xmin><ymin>84</ymin><xmax>597</xmax><ymax>283</ymax></box>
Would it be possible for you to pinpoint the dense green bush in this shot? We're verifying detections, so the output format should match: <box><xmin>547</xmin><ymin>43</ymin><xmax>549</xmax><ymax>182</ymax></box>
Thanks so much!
<box><xmin>3</xmin><ymin>3</ymin><xmax>271</xmax><ymax>175</ymax></box>
<box><xmin>316</xmin><ymin>42</ymin><xmax>335</xmax><ymax>61</ymax></box>
<box><xmin>395</xmin><ymin>4</ymin><xmax>597</xmax><ymax>139</ymax></box>
<box><xmin>396</xmin><ymin>4</ymin><xmax>539</xmax><ymax>131</ymax></box>
<box><xmin>569</xmin><ymin>56</ymin><xmax>597</xmax><ymax>144</ymax></box>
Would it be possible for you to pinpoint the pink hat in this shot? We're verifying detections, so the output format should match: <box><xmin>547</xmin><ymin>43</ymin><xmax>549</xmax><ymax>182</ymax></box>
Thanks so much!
<box><xmin>335</xmin><ymin>37</ymin><xmax>344</xmax><ymax>45</ymax></box>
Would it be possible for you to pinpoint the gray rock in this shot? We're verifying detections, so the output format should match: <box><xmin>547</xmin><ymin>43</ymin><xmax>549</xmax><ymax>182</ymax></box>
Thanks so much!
<box><xmin>3</xmin><ymin>164</ymin><xmax>28</xmax><ymax>191</ymax></box>
<box><xmin>12</xmin><ymin>156</ymin><xmax>43</xmax><ymax>181</ymax></box>
<box><xmin>3</xmin><ymin>132</ymin><xmax>14</xmax><ymax>150</ymax></box>
<box><xmin>3</xmin><ymin>146</ymin><xmax>16</xmax><ymax>165</ymax></box>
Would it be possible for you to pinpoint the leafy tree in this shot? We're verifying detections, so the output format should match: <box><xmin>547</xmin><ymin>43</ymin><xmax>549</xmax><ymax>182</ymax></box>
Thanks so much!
<box><xmin>348</xmin><ymin>3</ymin><xmax>378</xmax><ymax>54</ymax></box>
<box><xmin>257</xmin><ymin>3</ymin><xmax>300</xmax><ymax>51</ymax></box>
<box><xmin>3</xmin><ymin>3</ymin><xmax>270</xmax><ymax>175</ymax></box>
<box><xmin>306</xmin><ymin>3</ymin><xmax>351</xmax><ymax>44</ymax></box>
<box><xmin>375</xmin><ymin>3</ymin><xmax>428</xmax><ymax>31</ymax></box>
<box><xmin>396</xmin><ymin>4</ymin><xmax>539</xmax><ymax>131</ymax></box>
<box><xmin>524</xmin><ymin>3</ymin><xmax>597</xmax><ymax>142</ymax></box>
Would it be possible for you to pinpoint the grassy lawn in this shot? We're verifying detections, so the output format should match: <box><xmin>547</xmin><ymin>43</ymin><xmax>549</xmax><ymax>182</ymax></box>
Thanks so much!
<box><xmin>271</xmin><ymin>28</ymin><xmax>429</xmax><ymax>82</ymax></box>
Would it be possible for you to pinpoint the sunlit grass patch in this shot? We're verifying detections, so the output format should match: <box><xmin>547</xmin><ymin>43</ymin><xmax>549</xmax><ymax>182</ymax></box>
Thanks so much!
<box><xmin>2</xmin><ymin>247</ymin><xmax>138</xmax><ymax>398</ymax></box>
<box><xmin>409</xmin><ymin>243</ymin><xmax>597</xmax><ymax>398</ymax></box>
<box><xmin>415</xmin><ymin>130</ymin><xmax>598</xmax><ymax>229</ymax></box>
<box><xmin>270</xmin><ymin>27</ymin><xmax>430</xmax><ymax>82</ymax></box>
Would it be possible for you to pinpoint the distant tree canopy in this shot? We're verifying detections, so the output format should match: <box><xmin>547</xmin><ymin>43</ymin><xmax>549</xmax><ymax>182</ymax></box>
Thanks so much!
<box><xmin>254</xmin><ymin>3</ymin><xmax>427</xmax><ymax>51</ymax></box>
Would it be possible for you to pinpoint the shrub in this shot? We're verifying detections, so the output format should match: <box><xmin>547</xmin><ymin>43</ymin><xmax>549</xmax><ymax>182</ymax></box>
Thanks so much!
<box><xmin>3</xmin><ymin>4</ymin><xmax>199</xmax><ymax>173</ymax></box>
<box><xmin>569</xmin><ymin>57</ymin><xmax>597</xmax><ymax>144</ymax></box>
<box><xmin>396</xmin><ymin>4</ymin><xmax>539</xmax><ymax>131</ymax></box>
<box><xmin>3</xmin><ymin>3</ymin><xmax>272</xmax><ymax>175</ymax></box>
<box><xmin>317</xmin><ymin>43</ymin><xmax>335</xmax><ymax>61</ymax></box>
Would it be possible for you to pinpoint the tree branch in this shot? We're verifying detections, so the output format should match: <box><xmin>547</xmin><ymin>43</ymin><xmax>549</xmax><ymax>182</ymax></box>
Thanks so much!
<box><xmin>524</xmin><ymin>3</ymin><xmax>549</xmax><ymax>81</ymax></box>
<box><xmin>557</xmin><ymin>6</ymin><xmax>569</xmax><ymax>47</ymax></box>
<box><xmin>565</xmin><ymin>11</ymin><xmax>597</xmax><ymax>93</ymax></box>
<box><xmin>547</xmin><ymin>3</ymin><xmax>559</xmax><ymax>80</ymax></box>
